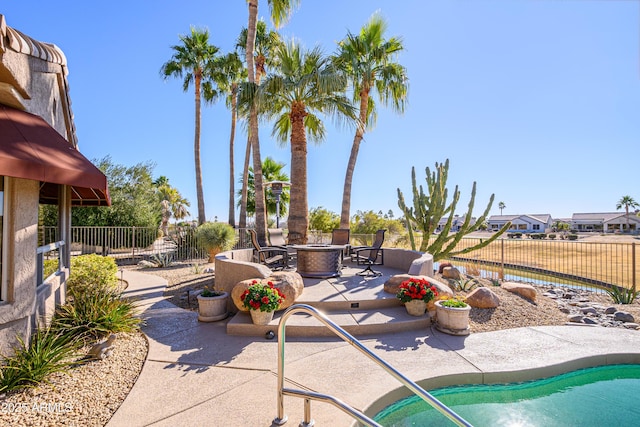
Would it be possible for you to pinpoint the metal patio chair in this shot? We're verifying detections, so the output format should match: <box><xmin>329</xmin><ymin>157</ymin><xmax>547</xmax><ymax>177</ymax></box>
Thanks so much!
<box><xmin>248</xmin><ymin>229</ymin><xmax>288</xmax><ymax>270</ymax></box>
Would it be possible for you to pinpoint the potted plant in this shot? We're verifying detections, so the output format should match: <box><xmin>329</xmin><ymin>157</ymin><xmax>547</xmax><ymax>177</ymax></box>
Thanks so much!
<box><xmin>195</xmin><ymin>222</ymin><xmax>238</xmax><ymax>262</ymax></box>
<box><xmin>396</xmin><ymin>277</ymin><xmax>438</xmax><ymax>317</ymax></box>
<box><xmin>240</xmin><ymin>281</ymin><xmax>285</xmax><ymax>325</ymax></box>
<box><xmin>197</xmin><ymin>286</ymin><xmax>229</xmax><ymax>322</ymax></box>
<box><xmin>435</xmin><ymin>296</ymin><xmax>471</xmax><ymax>336</ymax></box>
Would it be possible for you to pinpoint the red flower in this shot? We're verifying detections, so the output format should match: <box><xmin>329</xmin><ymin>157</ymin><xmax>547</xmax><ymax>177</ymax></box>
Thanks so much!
<box><xmin>262</xmin><ymin>296</ymin><xmax>270</xmax><ymax>304</ymax></box>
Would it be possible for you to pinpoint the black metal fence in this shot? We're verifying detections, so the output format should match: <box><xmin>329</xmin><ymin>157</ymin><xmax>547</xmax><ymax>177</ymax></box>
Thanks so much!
<box><xmin>40</xmin><ymin>227</ymin><xmax>638</xmax><ymax>292</ymax></box>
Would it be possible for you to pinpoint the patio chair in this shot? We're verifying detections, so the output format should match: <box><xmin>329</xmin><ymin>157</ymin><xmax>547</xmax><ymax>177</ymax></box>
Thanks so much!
<box><xmin>248</xmin><ymin>229</ymin><xmax>288</xmax><ymax>270</ymax></box>
<box><xmin>331</xmin><ymin>228</ymin><xmax>351</xmax><ymax>262</ymax></box>
<box><xmin>268</xmin><ymin>228</ymin><xmax>297</xmax><ymax>259</ymax></box>
<box><xmin>351</xmin><ymin>229</ymin><xmax>386</xmax><ymax>276</ymax></box>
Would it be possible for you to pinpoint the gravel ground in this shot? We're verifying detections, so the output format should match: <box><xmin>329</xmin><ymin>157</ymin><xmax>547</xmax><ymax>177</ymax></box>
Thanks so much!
<box><xmin>4</xmin><ymin>260</ymin><xmax>637</xmax><ymax>426</ymax></box>
<box><xmin>0</xmin><ymin>332</ymin><xmax>147</xmax><ymax>427</ymax></box>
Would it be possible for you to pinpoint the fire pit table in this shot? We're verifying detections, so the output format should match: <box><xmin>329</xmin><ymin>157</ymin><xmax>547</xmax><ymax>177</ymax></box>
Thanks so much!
<box><xmin>291</xmin><ymin>244</ymin><xmax>346</xmax><ymax>278</ymax></box>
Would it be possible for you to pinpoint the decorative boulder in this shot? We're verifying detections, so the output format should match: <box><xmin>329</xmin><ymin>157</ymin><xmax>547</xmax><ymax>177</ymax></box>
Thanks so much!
<box><xmin>465</xmin><ymin>287</ymin><xmax>501</xmax><ymax>309</ymax></box>
<box><xmin>442</xmin><ymin>266</ymin><xmax>461</xmax><ymax>280</ymax></box>
<box><xmin>438</xmin><ymin>262</ymin><xmax>453</xmax><ymax>274</ymax></box>
<box><xmin>231</xmin><ymin>271</ymin><xmax>304</xmax><ymax>312</ymax></box>
<box><xmin>502</xmin><ymin>282</ymin><xmax>537</xmax><ymax>302</ymax></box>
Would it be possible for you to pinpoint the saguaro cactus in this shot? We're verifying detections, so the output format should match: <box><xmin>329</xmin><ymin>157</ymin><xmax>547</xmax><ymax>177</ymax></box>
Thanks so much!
<box><xmin>397</xmin><ymin>159</ymin><xmax>510</xmax><ymax>261</ymax></box>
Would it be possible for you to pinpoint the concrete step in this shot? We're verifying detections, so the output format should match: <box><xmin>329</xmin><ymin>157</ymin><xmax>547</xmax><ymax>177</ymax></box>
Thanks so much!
<box><xmin>226</xmin><ymin>305</ymin><xmax>431</xmax><ymax>337</ymax></box>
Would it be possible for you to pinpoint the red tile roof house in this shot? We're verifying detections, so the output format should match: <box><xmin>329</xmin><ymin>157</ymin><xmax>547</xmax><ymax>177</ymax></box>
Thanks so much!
<box><xmin>0</xmin><ymin>15</ymin><xmax>109</xmax><ymax>355</ymax></box>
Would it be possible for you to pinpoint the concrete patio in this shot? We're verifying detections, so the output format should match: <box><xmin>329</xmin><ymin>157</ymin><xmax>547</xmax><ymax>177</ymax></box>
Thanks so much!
<box><xmin>108</xmin><ymin>265</ymin><xmax>640</xmax><ymax>426</ymax></box>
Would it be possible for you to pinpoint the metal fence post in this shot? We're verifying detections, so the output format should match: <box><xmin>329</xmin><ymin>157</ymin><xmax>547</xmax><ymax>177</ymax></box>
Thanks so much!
<box><xmin>501</xmin><ymin>238</ymin><xmax>505</xmax><ymax>279</ymax></box>
<box><xmin>633</xmin><ymin>242</ymin><xmax>636</xmax><ymax>292</ymax></box>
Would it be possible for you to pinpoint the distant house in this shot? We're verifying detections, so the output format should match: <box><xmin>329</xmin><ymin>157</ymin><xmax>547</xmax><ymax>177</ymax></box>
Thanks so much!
<box><xmin>487</xmin><ymin>214</ymin><xmax>553</xmax><ymax>233</ymax></box>
<box><xmin>435</xmin><ymin>215</ymin><xmax>476</xmax><ymax>233</ymax></box>
<box><xmin>0</xmin><ymin>16</ymin><xmax>110</xmax><ymax>355</ymax></box>
<box><xmin>571</xmin><ymin>212</ymin><xmax>640</xmax><ymax>233</ymax></box>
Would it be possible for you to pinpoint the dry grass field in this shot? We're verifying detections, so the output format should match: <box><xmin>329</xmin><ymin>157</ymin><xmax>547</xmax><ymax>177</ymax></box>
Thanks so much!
<box><xmin>419</xmin><ymin>233</ymin><xmax>640</xmax><ymax>289</ymax></box>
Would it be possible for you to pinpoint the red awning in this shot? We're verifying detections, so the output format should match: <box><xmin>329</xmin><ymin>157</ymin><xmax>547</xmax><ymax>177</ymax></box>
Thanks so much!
<box><xmin>0</xmin><ymin>105</ymin><xmax>110</xmax><ymax>206</ymax></box>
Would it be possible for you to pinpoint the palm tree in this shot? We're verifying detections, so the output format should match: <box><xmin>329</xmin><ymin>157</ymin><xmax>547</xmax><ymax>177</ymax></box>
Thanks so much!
<box><xmin>498</xmin><ymin>201</ymin><xmax>506</xmax><ymax>215</ymax></box>
<box><xmin>238</xmin><ymin>156</ymin><xmax>290</xmax><ymax>219</ymax></box>
<box><xmin>616</xmin><ymin>195</ymin><xmax>639</xmax><ymax>233</ymax></box>
<box><xmin>333</xmin><ymin>13</ymin><xmax>408</xmax><ymax>229</ymax></box>
<box><xmin>211</xmin><ymin>52</ymin><xmax>246</xmax><ymax>228</ymax></box>
<box><xmin>236</xmin><ymin>21</ymin><xmax>283</xmax><ymax>229</ymax></box>
<box><xmin>259</xmin><ymin>40</ymin><xmax>355</xmax><ymax>244</ymax></box>
<box><xmin>161</xmin><ymin>27</ymin><xmax>220</xmax><ymax>225</ymax></box>
<box><xmin>155</xmin><ymin>176</ymin><xmax>190</xmax><ymax>235</ymax></box>
<box><xmin>244</xmin><ymin>0</ymin><xmax>299</xmax><ymax>244</ymax></box>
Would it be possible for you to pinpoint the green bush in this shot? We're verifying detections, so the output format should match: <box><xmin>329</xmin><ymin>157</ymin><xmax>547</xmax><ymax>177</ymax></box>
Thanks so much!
<box><xmin>605</xmin><ymin>286</ymin><xmax>639</xmax><ymax>304</ymax></box>
<box><xmin>548</xmin><ymin>234</ymin><xmax>556</xmax><ymax>240</ymax></box>
<box><xmin>0</xmin><ymin>327</ymin><xmax>79</xmax><ymax>393</ymax></box>
<box><xmin>43</xmin><ymin>259</ymin><xmax>58</xmax><ymax>278</ymax></box>
<box><xmin>52</xmin><ymin>287</ymin><xmax>140</xmax><ymax>341</ymax></box>
<box><xmin>195</xmin><ymin>222</ymin><xmax>238</xmax><ymax>261</ymax></box>
<box><xmin>67</xmin><ymin>254</ymin><xmax>118</xmax><ymax>295</ymax></box>
<box><xmin>568</xmin><ymin>234</ymin><xmax>578</xmax><ymax>241</ymax></box>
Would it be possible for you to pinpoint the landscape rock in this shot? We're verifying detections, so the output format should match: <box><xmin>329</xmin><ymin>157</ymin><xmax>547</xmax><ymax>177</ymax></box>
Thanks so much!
<box><xmin>614</xmin><ymin>311</ymin><xmax>635</xmax><ymax>323</ymax></box>
<box><xmin>465</xmin><ymin>287</ymin><xmax>501</xmax><ymax>309</ymax></box>
<box><xmin>437</xmin><ymin>262</ymin><xmax>453</xmax><ymax>274</ymax></box>
<box><xmin>502</xmin><ymin>282</ymin><xmax>537</xmax><ymax>302</ymax></box>
<box><xmin>568</xmin><ymin>314</ymin><xmax>584</xmax><ymax>323</ymax></box>
<box><xmin>442</xmin><ymin>266</ymin><xmax>461</xmax><ymax>280</ymax></box>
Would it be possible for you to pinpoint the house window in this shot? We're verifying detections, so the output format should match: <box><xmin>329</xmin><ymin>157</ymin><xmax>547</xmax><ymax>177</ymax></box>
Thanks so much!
<box><xmin>533</xmin><ymin>224</ymin><xmax>540</xmax><ymax>230</ymax></box>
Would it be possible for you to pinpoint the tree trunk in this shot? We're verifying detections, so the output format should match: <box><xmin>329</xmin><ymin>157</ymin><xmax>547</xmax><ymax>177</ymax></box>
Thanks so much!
<box><xmin>246</xmin><ymin>0</ymin><xmax>267</xmax><ymax>243</ymax></box>
<box><xmin>287</xmin><ymin>102</ymin><xmax>308</xmax><ymax>244</ymax></box>
<box><xmin>239</xmin><ymin>136</ymin><xmax>250</xmax><ymax>228</ymax></box>
<box><xmin>228</xmin><ymin>86</ymin><xmax>237</xmax><ymax>227</ymax></box>
<box><xmin>339</xmin><ymin>87</ymin><xmax>369</xmax><ymax>229</ymax></box>
<box><xmin>194</xmin><ymin>71</ymin><xmax>206</xmax><ymax>225</ymax></box>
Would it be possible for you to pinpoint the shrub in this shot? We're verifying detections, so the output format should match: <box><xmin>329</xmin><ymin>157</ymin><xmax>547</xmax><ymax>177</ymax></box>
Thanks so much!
<box><xmin>150</xmin><ymin>251</ymin><xmax>174</xmax><ymax>268</ymax></box>
<box><xmin>43</xmin><ymin>259</ymin><xmax>58</xmax><ymax>278</ymax></box>
<box><xmin>567</xmin><ymin>234</ymin><xmax>578</xmax><ymax>241</ymax></box>
<box><xmin>67</xmin><ymin>254</ymin><xmax>118</xmax><ymax>295</ymax></box>
<box><xmin>0</xmin><ymin>327</ymin><xmax>79</xmax><ymax>393</ymax></box>
<box><xmin>454</xmin><ymin>277</ymin><xmax>478</xmax><ymax>291</ymax></box>
<box><xmin>605</xmin><ymin>286</ymin><xmax>640</xmax><ymax>305</ymax></box>
<box><xmin>53</xmin><ymin>287</ymin><xmax>140</xmax><ymax>341</ymax></box>
<box><xmin>548</xmin><ymin>234</ymin><xmax>556</xmax><ymax>240</ymax></box>
<box><xmin>195</xmin><ymin>222</ymin><xmax>238</xmax><ymax>262</ymax></box>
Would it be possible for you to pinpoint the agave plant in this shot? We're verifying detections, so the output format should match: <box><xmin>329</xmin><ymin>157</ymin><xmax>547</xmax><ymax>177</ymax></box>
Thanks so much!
<box><xmin>605</xmin><ymin>286</ymin><xmax>639</xmax><ymax>305</ymax></box>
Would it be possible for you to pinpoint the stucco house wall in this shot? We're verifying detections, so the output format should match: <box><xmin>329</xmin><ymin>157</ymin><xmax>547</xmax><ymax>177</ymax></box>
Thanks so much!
<box><xmin>0</xmin><ymin>16</ymin><xmax>77</xmax><ymax>355</ymax></box>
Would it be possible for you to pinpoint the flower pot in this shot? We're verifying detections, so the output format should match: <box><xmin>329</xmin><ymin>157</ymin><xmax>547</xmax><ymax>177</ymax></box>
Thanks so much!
<box><xmin>250</xmin><ymin>309</ymin><xmax>274</xmax><ymax>325</ymax></box>
<box><xmin>197</xmin><ymin>292</ymin><xmax>229</xmax><ymax>322</ymax></box>
<box><xmin>404</xmin><ymin>299</ymin><xmax>428</xmax><ymax>317</ymax></box>
<box><xmin>435</xmin><ymin>300</ymin><xmax>471</xmax><ymax>336</ymax></box>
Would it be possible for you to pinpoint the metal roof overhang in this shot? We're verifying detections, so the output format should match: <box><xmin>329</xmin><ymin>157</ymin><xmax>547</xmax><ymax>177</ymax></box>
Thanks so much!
<box><xmin>0</xmin><ymin>105</ymin><xmax>110</xmax><ymax>206</ymax></box>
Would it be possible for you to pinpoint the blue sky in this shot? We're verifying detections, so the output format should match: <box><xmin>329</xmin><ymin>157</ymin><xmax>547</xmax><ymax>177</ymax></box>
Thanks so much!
<box><xmin>3</xmin><ymin>1</ymin><xmax>638</xmax><ymax>222</ymax></box>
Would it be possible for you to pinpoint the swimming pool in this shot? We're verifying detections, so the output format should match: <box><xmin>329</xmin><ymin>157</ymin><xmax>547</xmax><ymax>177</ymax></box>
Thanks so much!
<box><xmin>374</xmin><ymin>364</ymin><xmax>640</xmax><ymax>426</ymax></box>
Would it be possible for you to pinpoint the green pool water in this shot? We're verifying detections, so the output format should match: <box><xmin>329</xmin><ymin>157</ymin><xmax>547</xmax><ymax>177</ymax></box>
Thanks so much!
<box><xmin>374</xmin><ymin>364</ymin><xmax>640</xmax><ymax>426</ymax></box>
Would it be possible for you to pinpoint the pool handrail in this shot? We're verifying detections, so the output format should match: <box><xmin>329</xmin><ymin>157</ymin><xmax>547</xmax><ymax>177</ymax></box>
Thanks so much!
<box><xmin>273</xmin><ymin>303</ymin><xmax>473</xmax><ymax>427</ymax></box>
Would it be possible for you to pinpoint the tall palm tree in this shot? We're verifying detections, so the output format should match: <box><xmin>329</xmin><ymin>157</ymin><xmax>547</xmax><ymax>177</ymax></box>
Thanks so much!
<box><xmin>211</xmin><ymin>52</ymin><xmax>246</xmax><ymax>227</ymax></box>
<box><xmin>245</xmin><ymin>0</ymin><xmax>299</xmax><ymax>244</ymax></box>
<box><xmin>333</xmin><ymin>13</ymin><xmax>408</xmax><ymax>229</ymax></box>
<box><xmin>259</xmin><ymin>40</ymin><xmax>355</xmax><ymax>244</ymax></box>
<box><xmin>498</xmin><ymin>201</ymin><xmax>506</xmax><ymax>215</ymax></box>
<box><xmin>616</xmin><ymin>195</ymin><xmax>639</xmax><ymax>233</ymax></box>
<box><xmin>236</xmin><ymin>21</ymin><xmax>283</xmax><ymax>229</ymax></box>
<box><xmin>161</xmin><ymin>27</ymin><xmax>220</xmax><ymax>225</ymax></box>
<box><xmin>238</xmin><ymin>156</ymin><xmax>290</xmax><ymax>219</ymax></box>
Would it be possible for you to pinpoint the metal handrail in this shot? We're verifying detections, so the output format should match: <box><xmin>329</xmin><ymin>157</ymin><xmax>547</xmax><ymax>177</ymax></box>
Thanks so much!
<box><xmin>273</xmin><ymin>304</ymin><xmax>473</xmax><ymax>427</ymax></box>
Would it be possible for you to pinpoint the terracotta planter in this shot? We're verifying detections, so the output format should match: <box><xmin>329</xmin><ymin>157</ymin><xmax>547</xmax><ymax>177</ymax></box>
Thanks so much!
<box><xmin>197</xmin><ymin>292</ymin><xmax>229</xmax><ymax>322</ymax></box>
<box><xmin>435</xmin><ymin>300</ymin><xmax>471</xmax><ymax>336</ymax></box>
<box><xmin>250</xmin><ymin>309</ymin><xmax>274</xmax><ymax>325</ymax></box>
<box><xmin>404</xmin><ymin>299</ymin><xmax>428</xmax><ymax>317</ymax></box>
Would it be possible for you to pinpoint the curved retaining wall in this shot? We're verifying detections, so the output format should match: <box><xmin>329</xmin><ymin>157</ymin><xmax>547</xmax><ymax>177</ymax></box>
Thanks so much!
<box><xmin>215</xmin><ymin>248</ymin><xmax>272</xmax><ymax>313</ymax></box>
